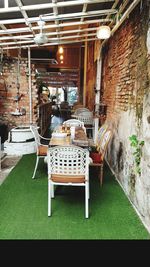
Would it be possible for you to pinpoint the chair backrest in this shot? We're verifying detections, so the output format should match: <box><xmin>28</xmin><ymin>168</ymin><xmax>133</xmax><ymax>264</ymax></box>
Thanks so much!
<box><xmin>97</xmin><ymin>129</ymin><xmax>112</xmax><ymax>161</ymax></box>
<box><xmin>63</xmin><ymin>119</ymin><xmax>84</xmax><ymax>128</ymax></box>
<box><xmin>95</xmin><ymin>123</ymin><xmax>109</xmax><ymax>149</ymax></box>
<box><xmin>30</xmin><ymin>125</ymin><xmax>41</xmax><ymax>149</ymax></box>
<box><xmin>47</xmin><ymin>145</ymin><xmax>89</xmax><ymax>177</ymax></box>
<box><xmin>74</xmin><ymin>108</ymin><xmax>90</xmax><ymax>115</ymax></box>
<box><xmin>76</xmin><ymin>112</ymin><xmax>93</xmax><ymax>126</ymax></box>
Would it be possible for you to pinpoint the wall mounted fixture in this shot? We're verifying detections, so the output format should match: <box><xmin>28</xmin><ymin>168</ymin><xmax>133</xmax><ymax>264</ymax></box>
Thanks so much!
<box><xmin>97</xmin><ymin>25</ymin><xmax>111</xmax><ymax>39</ymax></box>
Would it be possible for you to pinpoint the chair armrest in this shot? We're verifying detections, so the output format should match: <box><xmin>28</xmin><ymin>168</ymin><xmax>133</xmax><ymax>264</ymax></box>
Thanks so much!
<box><xmin>38</xmin><ymin>134</ymin><xmax>51</xmax><ymax>141</ymax></box>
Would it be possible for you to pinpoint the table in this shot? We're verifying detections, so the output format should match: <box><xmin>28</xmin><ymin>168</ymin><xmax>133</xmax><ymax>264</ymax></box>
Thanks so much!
<box><xmin>49</xmin><ymin>125</ymin><xmax>94</xmax><ymax>147</ymax></box>
<box><xmin>70</xmin><ymin>115</ymin><xmax>99</xmax><ymax>143</ymax></box>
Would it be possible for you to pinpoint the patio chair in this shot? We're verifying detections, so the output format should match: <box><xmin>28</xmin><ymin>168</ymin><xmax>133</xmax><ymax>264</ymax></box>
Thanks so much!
<box><xmin>63</xmin><ymin>119</ymin><xmax>84</xmax><ymax>128</ymax></box>
<box><xmin>30</xmin><ymin>125</ymin><xmax>51</xmax><ymax>179</ymax></box>
<box><xmin>73</xmin><ymin>107</ymin><xmax>90</xmax><ymax>115</ymax></box>
<box><xmin>90</xmin><ymin>129</ymin><xmax>112</xmax><ymax>186</ymax></box>
<box><xmin>76</xmin><ymin>112</ymin><xmax>94</xmax><ymax>139</ymax></box>
<box><xmin>47</xmin><ymin>145</ymin><xmax>90</xmax><ymax>218</ymax></box>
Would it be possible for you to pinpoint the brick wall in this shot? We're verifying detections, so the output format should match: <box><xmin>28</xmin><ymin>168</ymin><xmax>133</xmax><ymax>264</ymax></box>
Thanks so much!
<box><xmin>102</xmin><ymin>4</ymin><xmax>149</xmax><ymax>122</ymax></box>
<box><xmin>0</xmin><ymin>58</ymin><xmax>38</xmax><ymax>130</ymax></box>
<box><xmin>86</xmin><ymin>41</ymin><xmax>96</xmax><ymax>111</ymax></box>
<box><xmin>101</xmin><ymin>2</ymin><xmax>150</xmax><ymax>231</ymax></box>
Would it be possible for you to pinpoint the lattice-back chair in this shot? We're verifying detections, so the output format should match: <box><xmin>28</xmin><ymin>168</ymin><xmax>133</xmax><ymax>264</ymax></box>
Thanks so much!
<box><xmin>74</xmin><ymin>108</ymin><xmax>90</xmax><ymax>115</ymax></box>
<box><xmin>63</xmin><ymin>119</ymin><xmax>84</xmax><ymax>128</ymax></box>
<box><xmin>47</xmin><ymin>145</ymin><xmax>90</xmax><ymax>218</ymax></box>
<box><xmin>30</xmin><ymin>125</ymin><xmax>51</xmax><ymax>179</ymax></box>
<box><xmin>95</xmin><ymin>123</ymin><xmax>109</xmax><ymax>150</ymax></box>
<box><xmin>76</xmin><ymin>112</ymin><xmax>94</xmax><ymax>139</ymax></box>
<box><xmin>90</xmin><ymin>129</ymin><xmax>112</xmax><ymax>186</ymax></box>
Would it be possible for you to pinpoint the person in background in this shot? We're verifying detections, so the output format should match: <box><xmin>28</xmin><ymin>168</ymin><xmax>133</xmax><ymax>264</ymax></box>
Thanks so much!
<box><xmin>50</xmin><ymin>108</ymin><xmax>63</xmax><ymax>133</ymax></box>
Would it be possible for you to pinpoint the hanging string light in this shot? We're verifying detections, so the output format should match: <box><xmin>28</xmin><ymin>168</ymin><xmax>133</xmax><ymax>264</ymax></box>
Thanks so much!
<box><xmin>58</xmin><ymin>46</ymin><xmax>64</xmax><ymax>54</ymax></box>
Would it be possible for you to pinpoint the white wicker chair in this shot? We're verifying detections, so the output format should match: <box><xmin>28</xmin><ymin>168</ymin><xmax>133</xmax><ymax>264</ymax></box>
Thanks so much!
<box><xmin>76</xmin><ymin>112</ymin><xmax>94</xmax><ymax>139</ymax></box>
<box><xmin>74</xmin><ymin>108</ymin><xmax>90</xmax><ymax>115</ymax></box>
<box><xmin>30</xmin><ymin>125</ymin><xmax>51</xmax><ymax>179</ymax></box>
<box><xmin>63</xmin><ymin>119</ymin><xmax>84</xmax><ymax>128</ymax></box>
<box><xmin>47</xmin><ymin>145</ymin><xmax>90</xmax><ymax>218</ymax></box>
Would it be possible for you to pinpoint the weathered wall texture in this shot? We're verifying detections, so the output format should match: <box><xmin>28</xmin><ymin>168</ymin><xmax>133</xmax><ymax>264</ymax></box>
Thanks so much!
<box><xmin>101</xmin><ymin>2</ymin><xmax>150</xmax><ymax>231</ymax></box>
<box><xmin>86</xmin><ymin>41</ymin><xmax>96</xmax><ymax>111</ymax></box>
<box><xmin>0</xmin><ymin>58</ymin><xmax>38</xmax><ymax>130</ymax></box>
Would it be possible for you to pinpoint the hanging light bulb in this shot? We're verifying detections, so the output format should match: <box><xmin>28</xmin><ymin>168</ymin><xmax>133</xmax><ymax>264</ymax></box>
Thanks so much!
<box><xmin>58</xmin><ymin>46</ymin><xmax>64</xmax><ymax>54</ymax></box>
<box><xmin>60</xmin><ymin>55</ymin><xmax>64</xmax><ymax>60</ymax></box>
<box><xmin>97</xmin><ymin>26</ymin><xmax>111</xmax><ymax>39</ymax></box>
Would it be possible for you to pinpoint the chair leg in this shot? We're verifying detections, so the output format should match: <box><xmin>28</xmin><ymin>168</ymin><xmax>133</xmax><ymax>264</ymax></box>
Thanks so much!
<box><xmin>51</xmin><ymin>183</ymin><xmax>54</xmax><ymax>198</ymax></box>
<box><xmin>85</xmin><ymin>183</ymin><xmax>89</xmax><ymax>218</ymax></box>
<box><xmin>100</xmin><ymin>165</ymin><xmax>103</xmax><ymax>186</ymax></box>
<box><xmin>32</xmin><ymin>156</ymin><xmax>39</xmax><ymax>179</ymax></box>
<box><xmin>92</xmin><ymin>127</ymin><xmax>94</xmax><ymax>140</ymax></box>
<box><xmin>48</xmin><ymin>180</ymin><xmax>51</xmax><ymax>216</ymax></box>
<box><xmin>87</xmin><ymin>180</ymin><xmax>90</xmax><ymax>199</ymax></box>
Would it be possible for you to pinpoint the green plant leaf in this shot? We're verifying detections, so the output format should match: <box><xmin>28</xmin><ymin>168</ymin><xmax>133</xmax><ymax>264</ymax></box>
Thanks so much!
<box><xmin>129</xmin><ymin>134</ymin><xmax>144</xmax><ymax>176</ymax></box>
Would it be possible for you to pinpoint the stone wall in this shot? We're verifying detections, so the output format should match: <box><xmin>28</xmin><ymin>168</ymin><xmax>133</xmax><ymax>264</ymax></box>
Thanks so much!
<box><xmin>0</xmin><ymin>58</ymin><xmax>38</xmax><ymax>131</ymax></box>
<box><xmin>101</xmin><ymin>1</ymin><xmax>150</xmax><ymax>231</ymax></box>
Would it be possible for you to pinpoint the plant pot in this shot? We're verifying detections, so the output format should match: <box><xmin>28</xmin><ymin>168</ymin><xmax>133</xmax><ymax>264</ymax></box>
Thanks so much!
<box><xmin>90</xmin><ymin>152</ymin><xmax>102</xmax><ymax>163</ymax></box>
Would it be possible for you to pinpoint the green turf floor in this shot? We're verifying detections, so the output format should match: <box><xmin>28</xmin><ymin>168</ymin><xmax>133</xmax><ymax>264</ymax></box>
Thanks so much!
<box><xmin>0</xmin><ymin>154</ymin><xmax>149</xmax><ymax>240</ymax></box>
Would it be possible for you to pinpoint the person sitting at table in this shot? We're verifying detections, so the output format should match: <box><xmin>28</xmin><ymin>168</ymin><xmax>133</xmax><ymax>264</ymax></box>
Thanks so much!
<box><xmin>50</xmin><ymin>108</ymin><xmax>63</xmax><ymax>133</ymax></box>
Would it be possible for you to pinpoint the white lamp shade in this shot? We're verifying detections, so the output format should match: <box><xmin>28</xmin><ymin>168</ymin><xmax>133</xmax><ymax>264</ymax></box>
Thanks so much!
<box><xmin>97</xmin><ymin>26</ymin><xmax>111</xmax><ymax>39</ymax></box>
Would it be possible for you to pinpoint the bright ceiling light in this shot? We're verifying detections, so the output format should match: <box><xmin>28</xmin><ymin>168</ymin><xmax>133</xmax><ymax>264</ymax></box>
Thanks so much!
<box><xmin>60</xmin><ymin>55</ymin><xmax>63</xmax><ymax>60</ymax></box>
<box><xmin>58</xmin><ymin>46</ymin><xmax>64</xmax><ymax>54</ymax></box>
<box><xmin>97</xmin><ymin>26</ymin><xmax>111</xmax><ymax>39</ymax></box>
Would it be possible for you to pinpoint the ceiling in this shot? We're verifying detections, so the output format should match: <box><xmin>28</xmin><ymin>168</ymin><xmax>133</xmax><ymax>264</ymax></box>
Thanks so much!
<box><xmin>0</xmin><ymin>0</ymin><xmax>140</xmax><ymax>51</ymax></box>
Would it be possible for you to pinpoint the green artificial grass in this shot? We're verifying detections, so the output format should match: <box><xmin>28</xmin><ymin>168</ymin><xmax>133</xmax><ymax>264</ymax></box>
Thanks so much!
<box><xmin>0</xmin><ymin>154</ymin><xmax>149</xmax><ymax>240</ymax></box>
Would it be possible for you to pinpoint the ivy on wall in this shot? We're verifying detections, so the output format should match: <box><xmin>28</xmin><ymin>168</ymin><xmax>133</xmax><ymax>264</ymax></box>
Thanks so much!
<box><xmin>129</xmin><ymin>134</ymin><xmax>144</xmax><ymax>176</ymax></box>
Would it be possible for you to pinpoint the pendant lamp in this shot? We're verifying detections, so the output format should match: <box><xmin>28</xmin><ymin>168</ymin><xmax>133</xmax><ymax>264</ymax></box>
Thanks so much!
<box><xmin>97</xmin><ymin>26</ymin><xmax>111</xmax><ymax>39</ymax></box>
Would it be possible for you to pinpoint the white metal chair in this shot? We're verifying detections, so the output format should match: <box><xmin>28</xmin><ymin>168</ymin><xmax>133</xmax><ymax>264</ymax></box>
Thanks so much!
<box><xmin>63</xmin><ymin>119</ymin><xmax>84</xmax><ymax>128</ymax></box>
<box><xmin>74</xmin><ymin>107</ymin><xmax>90</xmax><ymax>115</ymax></box>
<box><xmin>47</xmin><ymin>145</ymin><xmax>90</xmax><ymax>218</ymax></box>
<box><xmin>30</xmin><ymin>125</ymin><xmax>51</xmax><ymax>179</ymax></box>
<box><xmin>76</xmin><ymin>112</ymin><xmax>94</xmax><ymax>139</ymax></box>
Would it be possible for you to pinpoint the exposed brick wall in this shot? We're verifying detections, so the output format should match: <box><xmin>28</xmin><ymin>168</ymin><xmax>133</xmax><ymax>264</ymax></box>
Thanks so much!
<box><xmin>0</xmin><ymin>58</ymin><xmax>38</xmax><ymax>130</ymax></box>
<box><xmin>101</xmin><ymin>4</ymin><xmax>149</xmax><ymax>124</ymax></box>
<box><xmin>86</xmin><ymin>41</ymin><xmax>96</xmax><ymax>111</ymax></box>
<box><xmin>100</xmin><ymin>1</ymin><xmax>150</xmax><ymax>231</ymax></box>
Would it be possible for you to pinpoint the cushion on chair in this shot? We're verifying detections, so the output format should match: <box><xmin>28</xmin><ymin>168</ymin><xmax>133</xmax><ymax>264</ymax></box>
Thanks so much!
<box><xmin>90</xmin><ymin>152</ymin><xmax>102</xmax><ymax>164</ymax></box>
<box><xmin>50</xmin><ymin>174</ymin><xmax>85</xmax><ymax>183</ymax></box>
<box><xmin>38</xmin><ymin>145</ymin><xmax>48</xmax><ymax>156</ymax></box>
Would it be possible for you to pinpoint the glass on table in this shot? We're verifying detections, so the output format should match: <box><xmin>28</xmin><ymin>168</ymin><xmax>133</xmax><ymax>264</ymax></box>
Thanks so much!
<box><xmin>66</xmin><ymin>126</ymin><xmax>70</xmax><ymax>135</ymax></box>
<box><xmin>62</xmin><ymin>125</ymin><xmax>66</xmax><ymax>133</ymax></box>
